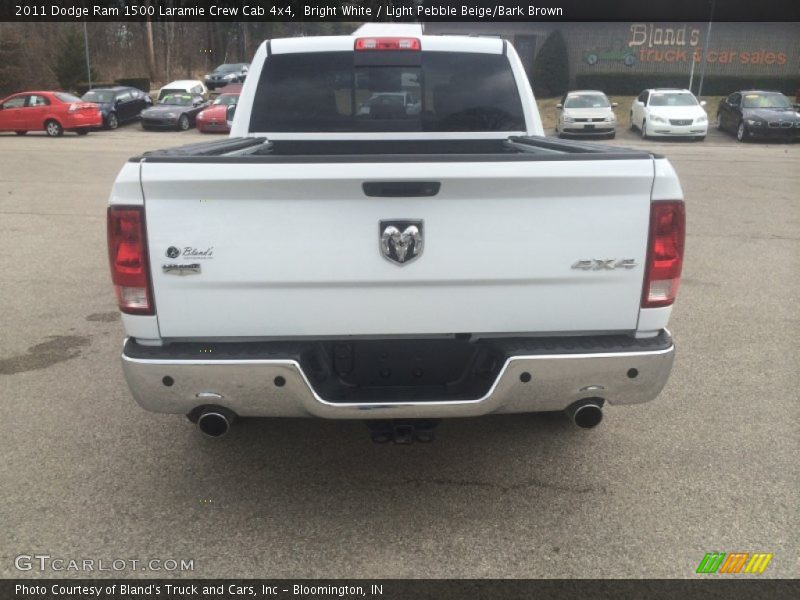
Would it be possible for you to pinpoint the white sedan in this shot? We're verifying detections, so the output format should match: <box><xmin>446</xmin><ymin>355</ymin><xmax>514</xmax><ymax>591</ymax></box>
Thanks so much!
<box><xmin>555</xmin><ymin>90</ymin><xmax>617</xmax><ymax>139</ymax></box>
<box><xmin>630</xmin><ymin>89</ymin><xmax>708</xmax><ymax>140</ymax></box>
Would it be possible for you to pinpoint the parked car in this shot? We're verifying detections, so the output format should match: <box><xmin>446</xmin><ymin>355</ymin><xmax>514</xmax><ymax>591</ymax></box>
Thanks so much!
<box><xmin>109</xmin><ymin>28</ymin><xmax>684</xmax><ymax>441</ymax></box>
<box><xmin>157</xmin><ymin>80</ymin><xmax>208</xmax><ymax>102</ymax></box>
<box><xmin>630</xmin><ymin>89</ymin><xmax>708</xmax><ymax>140</ymax></box>
<box><xmin>141</xmin><ymin>93</ymin><xmax>209</xmax><ymax>131</ymax></box>
<box><xmin>0</xmin><ymin>90</ymin><xmax>101</xmax><ymax>136</ymax></box>
<box><xmin>204</xmin><ymin>63</ymin><xmax>249</xmax><ymax>90</ymax></box>
<box><xmin>716</xmin><ymin>90</ymin><xmax>800</xmax><ymax>142</ymax></box>
<box><xmin>196</xmin><ymin>89</ymin><xmax>240</xmax><ymax>133</ymax></box>
<box><xmin>555</xmin><ymin>90</ymin><xmax>617</xmax><ymax>139</ymax></box>
<box><xmin>356</xmin><ymin>92</ymin><xmax>421</xmax><ymax>118</ymax></box>
<box><xmin>81</xmin><ymin>86</ymin><xmax>152</xmax><ymax>129</ymax></box>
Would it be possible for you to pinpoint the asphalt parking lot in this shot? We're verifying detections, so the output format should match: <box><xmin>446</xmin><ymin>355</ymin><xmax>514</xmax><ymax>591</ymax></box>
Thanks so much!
<box><xmin>1</xmin><ymin>123</ymin><xmax>797</xmax><ymax>579</ymax></box>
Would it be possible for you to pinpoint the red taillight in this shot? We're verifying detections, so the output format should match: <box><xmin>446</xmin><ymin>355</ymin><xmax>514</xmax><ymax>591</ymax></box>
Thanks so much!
<box><xmin>642</xmin><ymin>200</ymin><xmax>685</xmax><ymax>308</ymax></box>
<box><xmin>71</xmin><ymin>102</ymin><xmax>98</xmax><ymax>112</ymax></box>
<box><xmin>355</xmin><ymin>37</ymin><xmax>420</xmax><ymax>51</ymax></box>
<box><xmin>107</xmin><ymin>206</ymin><xmax>153</xmax><ymax>315</ymax></box>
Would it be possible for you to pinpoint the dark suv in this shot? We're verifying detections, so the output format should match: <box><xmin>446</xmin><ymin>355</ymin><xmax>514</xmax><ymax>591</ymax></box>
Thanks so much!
<box><xmin>203</xmin><ymin>64</ymin><xmax>249</xmax><ymax>90</ymax></box>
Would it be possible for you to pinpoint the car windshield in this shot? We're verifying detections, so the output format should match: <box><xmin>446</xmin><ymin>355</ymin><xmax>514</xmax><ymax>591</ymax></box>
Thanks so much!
<box><xmin>82</xmin><ymin>90</ymin><xmax>114</xmax><ymax>103</ymax></box>
<box><xmin>212</xmin><ymin>94</ymin><xmax>239</xmax><ymax>106</ymax></box>
<box><xmin>215</xmin><ymin>64</ymin><xmax>241</xmax><ymax>73</ymax></box>
<box><xmin>649</xmin><ymin>93</ymin><xmax>697</xmax><ymax>107</ymax></box>
<box><xmin>160</xmin><ymin>94</ymin><xmax>192</xmax><ymax>106</ymax></box>
<box><xmin>54</xmin><ymin>92</ymin><xmax>82</xmax><ymax>103</ymax></box>
<box><xmin>158</xmin><ymin>88</ymin><xmax>189</xmax><ymax>101</ymax></box>
<box><xmin>742</xmin><ymin>93</ymin><xmax>791</xmax><ymax>109</ymax></box>
<box><xmin>564</xmin><ymin>94</ymin><xmax>609</xmax><ymax>108</ymax></box>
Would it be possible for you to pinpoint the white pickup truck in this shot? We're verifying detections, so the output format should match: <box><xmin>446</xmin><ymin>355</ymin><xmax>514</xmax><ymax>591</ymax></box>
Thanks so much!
<box><xmin>107</xmin><ymin>28</ymin><xmax>685</xmax><ymax>441</ymax></box>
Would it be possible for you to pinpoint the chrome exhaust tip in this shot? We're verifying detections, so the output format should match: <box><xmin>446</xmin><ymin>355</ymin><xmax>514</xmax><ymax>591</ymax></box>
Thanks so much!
<box><xmin>197</xmin><ymin>407</ymin><xmax>235</xmax><ymax>438</ymax></box>
<box><xmin>566</xmin><ymin>400</ymin><xmax>604</xmax><ymax>429</ymax></box>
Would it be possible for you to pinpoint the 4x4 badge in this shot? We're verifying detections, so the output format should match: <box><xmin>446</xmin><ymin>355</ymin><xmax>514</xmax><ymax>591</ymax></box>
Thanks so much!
<box><xmin>572</xmin><ymin>259</ymin><xmax>638</xmax><ymax>270</ymax></box>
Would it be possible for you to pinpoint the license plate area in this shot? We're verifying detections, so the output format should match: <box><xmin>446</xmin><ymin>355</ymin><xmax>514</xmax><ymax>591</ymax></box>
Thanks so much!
<box><xmin>302</xmin><ymin>338</ymin><xmax>504</xmax><ymax>403</ymax></box>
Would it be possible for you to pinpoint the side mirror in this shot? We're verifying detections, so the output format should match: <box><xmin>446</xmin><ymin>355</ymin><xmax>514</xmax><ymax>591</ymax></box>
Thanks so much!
<box><xmin>700</xmin><ymin>100</ymin><xmax>707</xmax><ymax>107</ymax></box>
<box><xmin>226</xmin><ymin>104</ymin><xmax>236</xmax><ymax>127</ymax></box>
<box><xmin>611</xmin><ymin>102</ymin><xmax>618</xmax><ymax>108</ymax></box>
<box><xmin>555</xmin><ymin>103</ymin><xmax>562</xmax><ymax>109</ymax></box>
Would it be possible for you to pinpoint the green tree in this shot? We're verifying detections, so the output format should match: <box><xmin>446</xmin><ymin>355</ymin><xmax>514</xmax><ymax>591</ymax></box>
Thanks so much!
<box><xmin>532</xmin><ymin>30</ymin><xmax>570</xmax><ymax>98</ymax></box>
<box><xmin>54</xmin><ymin>28</ymin><xmax>98</xmax><ymax>92</ymax></box>
<box><xmin>0</xmin><ymin>29</ymin><xmax>25</xmax><ymax>96</ymax></box>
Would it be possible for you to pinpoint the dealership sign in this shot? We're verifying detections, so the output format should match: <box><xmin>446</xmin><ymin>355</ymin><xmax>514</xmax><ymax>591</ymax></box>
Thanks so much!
<box><xmin>626</xmin><ymin>23</ymin><xmax>789</xmax><ymax>66</ymax></box>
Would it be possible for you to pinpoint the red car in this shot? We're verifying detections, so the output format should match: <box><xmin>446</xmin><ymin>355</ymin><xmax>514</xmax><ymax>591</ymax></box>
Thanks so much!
<box><xmin>196</xmin><ymin>90</ymin><xmax>240</xmax><ymax>133</ymax></box>
<box><xmin>0</xmin><ymin>91</ymin><xmax>102</xmax><ymax>136</ymax></box>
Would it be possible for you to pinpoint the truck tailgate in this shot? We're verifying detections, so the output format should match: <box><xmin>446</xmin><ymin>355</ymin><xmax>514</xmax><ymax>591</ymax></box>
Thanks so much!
<box><xmin>141</xmin><ymin>158</ymin><xmax>654</xmax><ymax>338</ymax></box>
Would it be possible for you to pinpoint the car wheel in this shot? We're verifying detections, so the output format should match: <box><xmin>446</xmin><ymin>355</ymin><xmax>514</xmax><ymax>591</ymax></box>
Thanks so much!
<box><xmin>640</xmin><ymin>119</ymin><xmax>648</xmax><ymax>140</ymax></box>
<box><xmin>76</xmin><ymin>129</ymin><xmax>89</xmax><ymax>136</ymax></box>
<box><xmin>715</xmin><ymin>113</ymin><xmax>722</xmax><ymax>130</ymax></box>
<box><xmin>45</xmin><ymin>120</ymin><xmax>63</xmax><ymax>137</ymax></box>
<box><xmin>606</xmin><ymin>131</ymin><xmax>616</xmax><ymax>139</ymax></box>
<box><xmin>736</xmin><ymin>121</ymin><xmax>747</xmax><ymax>142</ymax></box>
<box><xmin>178</xmin><ymin>115</ymin><xmax>190</xmax><ymax>131</ymax></box>
<box><xmin>629</xmin><ymin>112</ymin><xmax>636</xmax><ymax>130</ymax></box>
<box><xmin>106</xmin><ymin>112</ymin><xmax>119</xmax><ymax>129</ymax></box>
<box><xmin>15</xmin><ymin>131</ymin><xmax>27</xmax><ymax>136</ymax></box>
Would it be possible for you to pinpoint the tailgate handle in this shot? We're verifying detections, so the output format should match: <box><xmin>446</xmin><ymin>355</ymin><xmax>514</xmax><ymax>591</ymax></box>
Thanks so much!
<box><xmin>363</xmin><ymin>181</ymin><xmax>440</xmax><ymax>197</ymax></box>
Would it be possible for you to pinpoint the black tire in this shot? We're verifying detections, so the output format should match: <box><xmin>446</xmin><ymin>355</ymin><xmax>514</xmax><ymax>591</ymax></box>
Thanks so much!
<box><xmin>606</xmin><ymin>131</ymin><xmax>616</xmax><ymax>139</ymax></box>
<box><xmin>715</xmin><ymin>113</ymin><xmax>723</xmax><ymax>131</ymax></box>
<box><xmin>736</xmin><ymin>121</ymin><xmax>747</xmax><ymax>142</ymax></box>
<box><xmin>177</xmin><ymin>115</ymin><xmax>190</xmax><ymax>131</ymax></box>
<box><xmin>76</xmin><ymin>129</ymin><xmax>89</xmax><ymax>136</ymax></box>
<box><xmin>640</xmin><ymin>119</ymin><xmax>648</xmax><ymax>140</ymax></box>
<box><xmin>45</xmin><ymin>120</ymin><xmax>63</xmax><ymax>137</ymax></box>
<box><xmin>106</xmin><ymin>112</ymin><xmax>119</xmax><ymax>129</ymax></box>
<box><xmin>629</xmin><ymin>112</ymin><xmax>636</xmax><ymax>130</ymax></box>
<box><xmin>15</xmin><ymin>131</ymin><xmax>27</xmax><ymax>136</ymax></box>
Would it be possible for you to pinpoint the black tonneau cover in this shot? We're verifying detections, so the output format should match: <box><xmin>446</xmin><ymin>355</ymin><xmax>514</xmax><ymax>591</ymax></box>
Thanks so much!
<box><xmin>133</xmin><ymin>136</ymin><xmax>659</xmax><ymax>163</ymax></box>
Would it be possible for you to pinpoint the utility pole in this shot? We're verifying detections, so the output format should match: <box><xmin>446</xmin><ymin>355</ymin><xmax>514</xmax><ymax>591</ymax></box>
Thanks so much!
<box><xmin>697</xmin><ymin>0</ymin><xmax>715</xmax><ymax>99</ymax></box>
<box><xmin>83</xmin><ymin>21</ymin><xmax>92</xmax><ymax>90</ymax></box>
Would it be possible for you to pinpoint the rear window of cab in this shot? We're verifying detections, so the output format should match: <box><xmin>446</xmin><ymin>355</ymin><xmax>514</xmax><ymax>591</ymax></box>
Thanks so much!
<box><xmin>250</xmin><ymin>51</ymin><xmax>525</xmax><ymax>133</ymax></box>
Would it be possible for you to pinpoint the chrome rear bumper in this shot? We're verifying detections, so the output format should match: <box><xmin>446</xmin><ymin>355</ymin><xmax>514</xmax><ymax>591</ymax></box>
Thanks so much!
<box><xmin>121</xmin><ymin>333</ymin><xmax>675</xmax><ymax>420</ymax></box>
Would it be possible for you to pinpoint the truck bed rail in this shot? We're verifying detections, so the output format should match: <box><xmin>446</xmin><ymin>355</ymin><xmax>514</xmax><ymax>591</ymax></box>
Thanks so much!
<box><xmin>133</xmin><ymin>136</ymin><xmax>658</xmax><ymax>163</ymax></box>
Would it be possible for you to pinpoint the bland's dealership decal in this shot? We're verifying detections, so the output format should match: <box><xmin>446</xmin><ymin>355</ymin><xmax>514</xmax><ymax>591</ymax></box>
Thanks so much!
<box><xmin>166</xmin><ymin>246</ymin><xmax>214</xmax><ymax>259</ymax></box>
